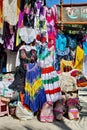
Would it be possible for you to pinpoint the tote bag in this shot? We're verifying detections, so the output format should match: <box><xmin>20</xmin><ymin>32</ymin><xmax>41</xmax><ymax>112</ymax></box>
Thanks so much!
<box><xmin>16</xmin><ymin>101</ymin><xmax>34</xmax><ymax>120</ymax></box>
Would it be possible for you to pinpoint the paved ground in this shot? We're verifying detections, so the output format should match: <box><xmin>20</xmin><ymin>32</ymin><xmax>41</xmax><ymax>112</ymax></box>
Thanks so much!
<box><xmin>0</xmin><ymin>88</ymin><xmax>87</xmax><ymax>130</ymax></box>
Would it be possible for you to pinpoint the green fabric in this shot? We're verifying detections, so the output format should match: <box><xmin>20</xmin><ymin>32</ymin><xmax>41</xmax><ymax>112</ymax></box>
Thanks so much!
<box><xmin>39</xmin><ymin>51</ymin><xmax>50</xmax><ymax>60</ymax></box>
<box><xmin>43</xmin><ymin>76</ymin><xmax>59</xmax><ymax>84</ymax></box>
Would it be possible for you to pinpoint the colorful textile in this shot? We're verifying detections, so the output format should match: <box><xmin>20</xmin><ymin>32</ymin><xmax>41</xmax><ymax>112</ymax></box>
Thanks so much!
<box><xmin>3</xmin><ymin>0</ymin><xmax>18</xmax><ymax>25</ymax></box>
<box><xmin>66</xmin><ymin>98</ymin><xmax>79</xmax><ymax>107</ymax></box>
<box><xmin>40</xmin><ymin>102</ymin><xmax>54</xmax><ymax>122</ymax></box>
<box><xmin>45</xmin><ymin>5</ymin><xmax>58</xmax><ymax>49</ymax></box>
<box><xmin>77</xmin><ymin>75</ymin><xmax>87</xmax><ymax>87</ymax></box>
<box><xmin>35</xmin><ymin>2</ymin><xmax>48</xmax><ymax>45</ymax></box>
<box><xmin>56</xmin><ymin>33</ymin><xmax>67</xmax><ymax>51</ymax></box>
<box><xmin>74</xmin><ymin>46</ymin><xmax>84</xmax><ymax>71</ymax></box>
<box><xmin>3</xmin><ymin>22</ymin><xmax>16</xmax><ymax>50</ymax></box>
<box><xmin>18</xmin><ymin>1</ymin><xmax>36</xmax><ymax>28</ymax></box>
<box><xmin>68</xmin><ymin>108</ymin><xmax>79</xmax><ymax>120</ymax></box>
<box><xmin>15</xmin><ymin>45</ymin><xmax>36</xmax><ymax>67</ymax></box>
<box><xmin>67</xmin><ymin>98</ymin><xmax>79</xmax><ymax>120</ymax></box>
<box><xmin>54</xmin><ymin>48</ymin><xmax>70</xmax><ymax>71</ymax></box>
<box><xmin>53</xmin><ymin>100</ymin><xmax>63</xmax><ymax>120</ymax></box>
<box><xmin>67</xmin><ymin>36</ymin><xmax>77</xmax><ymax>50</ymax></box>
<box><xmin>82</xmin><ymin>55</ymin><xmax>87</xmax><ymax>77</ymax></box>
<box><xmin>38</xmin><ymin>47</ymin><xmax>62</xmax><ymax>102</ymax></box>
<box><xmin>35</xmin><ymin>0</ymin><xmax>44</xmax><ymax>17</ymax></box>
<box><xmin>83</xmin><ymin>41</ymin><xmax>87</xmax><ymax>55</ymax></box>
<box><xmin>60</xmin><ymin>59</ymin><xmax>73</xmax><ymax>72</ymax></box>
<box><xmin>70</xmin><ymin>69</ymin><xmax>81</xmax><ymax>77</ymax></box>
<box><xmin>24</xmin><ymin>62</ymin><xmax>46</xmax><ymax>112</ymax></box>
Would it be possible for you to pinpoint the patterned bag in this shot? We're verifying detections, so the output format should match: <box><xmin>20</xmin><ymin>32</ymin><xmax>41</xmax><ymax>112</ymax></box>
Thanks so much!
<box><xmin>53</xmin><ymin>100</ymin><xmax>64</xmax><ymax>120</ymax></box>
<box><xmin>66</xmin><ymin>98</ymin><xmax>79</xmax><ymax>120</ymax></box>
<box><xmin>40</xmin><ymin>102</ymin><xmax>54</xmax><ymax>122</ymax></box>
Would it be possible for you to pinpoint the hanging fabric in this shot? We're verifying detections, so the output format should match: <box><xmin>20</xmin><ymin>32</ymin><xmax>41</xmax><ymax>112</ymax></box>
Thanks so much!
<box><xmin>82</xmin><ymin>55</ymin><xmax>87</xmax><ymax>77</ymax></box>
<box><xmin>3</xmin><ymin>22</ymin><xmax>16</xmax><ymax>50</ymax></box>
<box><xmin>3</xmin><ymin>0</ymin><xmax>18</xmax><ymax>25</ymax></box>
<box><xmin>18</xmin><ymin>0</ymin><xmax>36</xmax><ymax>28</ymax></box>
<box><xmin>24</xmin><ymin>62</ymin><xmax>46</xmax><ymax>112</ymax></box>
<box><xmin>74</xmin><ymin>46</ymin><xmax>84</xmax><ymax>71</ymax></box>
<box><xmin>37</xmin><ymin>46</ymin><xmax>62</xmax><ymax>102</ymax></box>
<box><xmin>45</xmin><ymin>4</ymin><xmax>58</xmax><ymax>50</ymax></box>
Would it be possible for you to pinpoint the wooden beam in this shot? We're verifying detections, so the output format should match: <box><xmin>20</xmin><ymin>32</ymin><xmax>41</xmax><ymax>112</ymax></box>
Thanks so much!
<box><xmin>63</xmin><ymin>22</ymin><xmax>87</xmax><ymax>24</ymax></box>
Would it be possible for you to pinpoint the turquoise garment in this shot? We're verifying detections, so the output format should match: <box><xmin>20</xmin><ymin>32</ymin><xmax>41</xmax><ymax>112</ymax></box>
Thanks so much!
<box><xmin>56</xmin><ymin>34</ymin><xmax>67</xmax><ymax>51</ymax></box>
<box><xmin>67</xmin><ymin>36</ymin><xmax>77</xmax><ymax>50</ymax></box>
<box><xmin>36</xmin><ymin>45</ymin><xmax>49</xmax><ymax>59</ymax></box>
<box><xmin>46</xmin><ymin>0</ymin><xmax>58</xmax><ymax>8</ymax></box>
<box><xmin>83</xmin><ymin>41</ymin><xmax>87</xmax><ymax>55</ymax></box>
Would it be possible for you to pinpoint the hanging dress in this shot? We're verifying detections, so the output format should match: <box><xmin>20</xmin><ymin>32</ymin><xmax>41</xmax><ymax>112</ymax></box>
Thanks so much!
<box><xmin>38</xmin><ymin>47</ymin><xmax>62</xmax><ymax>103</ymax></box>
<box><xmin>37</xmin><ymin>46</ymin><xmax>62</xmax><ymax>122</ymax></box>
<box><xmin>24</xmin><ymin>62</ymin><xmax>46</xmax><ymax>112</ymax></box>
<box><xmin>45</xmin><ymin>5</ymin><xmax>58</xmax><ymax>50</ymax></box>
<box><xmin>3</xmin><ymin>0</ymin><xmax>18</xmax><ymax>25</ymax></box>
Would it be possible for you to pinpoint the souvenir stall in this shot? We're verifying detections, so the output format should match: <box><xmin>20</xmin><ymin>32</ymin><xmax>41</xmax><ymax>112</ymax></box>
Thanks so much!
<box><xmin>0</xmin><ymin>0</ymin><xmax>87</xmax><ymax>122</ymax></box>
<box><xmin>55</xmin><ymin>1</ymin><xmax>87</xmax><ymax>120</ymax></box>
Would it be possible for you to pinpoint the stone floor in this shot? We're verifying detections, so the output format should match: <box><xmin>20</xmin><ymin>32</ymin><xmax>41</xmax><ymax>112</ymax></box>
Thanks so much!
<box><xmin>0</xmin><ymin>88</ymin><xmax>87</xmax><ymax>130</ymax></box>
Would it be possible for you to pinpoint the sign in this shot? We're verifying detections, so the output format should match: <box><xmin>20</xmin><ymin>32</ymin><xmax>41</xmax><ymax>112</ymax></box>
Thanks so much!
<box><xmin>63</xmin><ymin>6</ymin><xmax>87</xmax><ymax>22</ymax></box>
<box><xmin>57</xmin><ymin>6</ymin><xmax>60</xmax><ymax>22</ymax></box>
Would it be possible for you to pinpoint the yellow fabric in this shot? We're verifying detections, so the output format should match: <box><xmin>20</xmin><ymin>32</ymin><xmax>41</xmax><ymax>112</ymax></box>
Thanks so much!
<box><xmin>60</xmin><ymin>59</ymin><xmax>73</xmax><ymax>72</ymax></box>
<box><xmin>74</xmin><ymin>46</ymin><xmax>84</xmax><ymax>71</ymax></box>
<box><xmin>16</xmin><ymin>30</ymin><xmax>19</xmax><ymax>46</ymax></box>
<box><xmin>17</xmin><ymin>0</ymin><xmax>20</xmax><ymax>17</ymax></box>
<box><xmin>25</xmin><ymin>78</ymin><xmax>43</xmax><ymax>97</ymax></box>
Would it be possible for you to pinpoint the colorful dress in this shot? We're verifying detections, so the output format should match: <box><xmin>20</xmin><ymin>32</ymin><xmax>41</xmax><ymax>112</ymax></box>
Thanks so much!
<box><xmin>45</xmin><ymin>5</ymin><xmax>58</xmax><ymax>49</ymax></box>
<box><xmin>24</xmin><ymin>62</ymin><xmax>46</xmax><ymax>113</ymax></box>
<box><xmin>38</xmin><ymin>48</ymin><xmax>62</xmax><ymax>103</ymax></box>
<box><xmin>37</xmin><ymin>46</ymin><xmax>62</xmax><ymax>122</ymax></box>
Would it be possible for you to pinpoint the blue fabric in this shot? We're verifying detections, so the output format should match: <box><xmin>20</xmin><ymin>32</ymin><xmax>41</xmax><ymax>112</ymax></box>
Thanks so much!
<box><xmin>67</xmin><ymin>36</ymin><xmax>77</xmax><ymax>50</ymax></box>
<box><xmin>36</xmin><ymin>44</ymin><xmax>49</xmax><ymax>59</ymax></box>
<box><xmin>26</xmin><ymin>62</ymin><xmax>40</xmax><ymax>84</ymax></box>
<box><xmin>54</xmin><ymin>48</ymin><xmax>72</xmax><ymax>71</ymax></box>
<box><xmin>2</xmin><ymin>67</ymin><xmax>7</xmax><ymax>73</ymax></box>
<box><xmin>46</xmin><ymin>0</ymin><xmax>58</xmax><ymax>8</ymax></box>
<box><xmin>83</xmin><ymin>41</ymin><xmax>87</xmax><ymax>55</ymax></box>
<box><xmin>24</xmin><ymin>62</ymin><xmax>46</xmax><ymax>112</ymax></box>
<box><xmin>36</xmin><ymin>45</ymin><xmax>45</xmax><ymax>57</ymax></box>
<box><xmin>56</xmin><ymin>33</ymin><xmax>67</xmax><ymax>51</ymax></box>
<box><xmin>24</xmin><ymin>89</ymin><xmax>46</xmax><ymax>112</ymax></box>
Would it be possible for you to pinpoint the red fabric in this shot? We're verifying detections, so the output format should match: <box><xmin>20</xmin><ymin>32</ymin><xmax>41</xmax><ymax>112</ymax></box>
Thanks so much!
<box><xmin>45</xmin><ymin>87</ymin><xmax>61</xmax><ymax>94</ymax></box>
<box><xmin>42</xmin><ymin>66</ymin><xmax>54</xmax><ymax>74</ymax></box>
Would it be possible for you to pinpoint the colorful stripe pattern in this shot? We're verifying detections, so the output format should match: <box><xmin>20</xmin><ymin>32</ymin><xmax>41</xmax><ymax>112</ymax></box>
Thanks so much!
<box><xmin>38</xmin><ymin>48</ymin><xmax>62</xmax><ymax>102</ymax></box>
